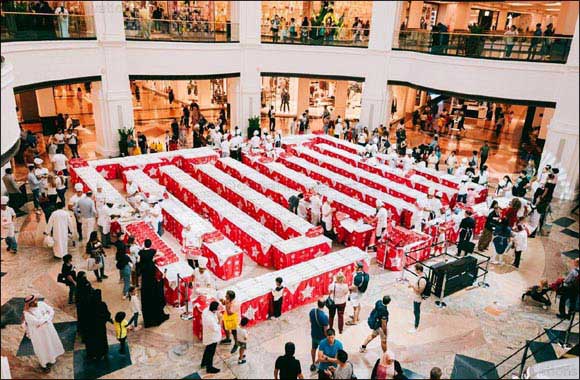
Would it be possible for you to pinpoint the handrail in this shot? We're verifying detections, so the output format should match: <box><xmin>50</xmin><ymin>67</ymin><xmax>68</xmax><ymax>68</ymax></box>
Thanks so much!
<box><xmin>397</xmin><ymin>29</ymin><xmax>574</xmax><ymax>41</ymax></box>
<box><xmin>124</xmin><ymin>16</ymin><xmax>232</xmax><ymax>26</ymax></box>
<box><xmin>0</xmin><ymin>11</ymin><xmax>91</xmax><ymax>17</ymax></box>
<box><xmin>479</xmin><ymin>318</ymin><xmax>579</xmax><ymax>379</ymax></box>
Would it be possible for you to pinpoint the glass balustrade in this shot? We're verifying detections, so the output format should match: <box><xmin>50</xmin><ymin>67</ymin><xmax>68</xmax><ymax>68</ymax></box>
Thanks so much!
<box><xmin>394</xmin><ymin>30</ymin><xmax>573</xmax><ymax>63</ymax></box>
<box><xmin>124</xmin><ymin>17</ymin><xmax>238</xmax><ymax>43</ymax></box>
<box><xmin>261</xmin><ymin>24</ymin><xmax>369</xmax><ymax>47</ymax></box>
<box><xmin>1</xmin><ymin>11</ymin><xmax>96</xmax><ymax>42</ymax></box>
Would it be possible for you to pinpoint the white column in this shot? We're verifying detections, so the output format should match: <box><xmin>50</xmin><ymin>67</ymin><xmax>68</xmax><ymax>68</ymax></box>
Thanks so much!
<box><xmin>240</xmin><ymin>54</ymin><xmax>261</xmax><ymax>138</ymax></box>
<box><xmin>238</xmin><ymin>1</ymin><xmax>261</xmax><ymax>45</ymax></box>
<box><xmin>1</xmin><ymin>58</ymin><xmax>20</xmax><ymax>166</ymax></box>
<box><xmin>369</xmin><ymin>1</ymin><xmax>398</xmax><ymax>51</ymax></box>
<box><xmin>91</xmin><ymin>1</ymin><xmax>134</xmax><ymax>157</ymax></box>
<box><xmin>227</xmin><ymin>77</ymin><xmax>240</xmax><ymax>132</ymax></box>
<box><xmin>360</xmin><ymin>68</ymin><xmax>388</xmax><ymax>130</ymax></box>
<box><xmin>539</xmin><ymin>19</ymin><xmax>579</xmax><ymax>200</ymax></box>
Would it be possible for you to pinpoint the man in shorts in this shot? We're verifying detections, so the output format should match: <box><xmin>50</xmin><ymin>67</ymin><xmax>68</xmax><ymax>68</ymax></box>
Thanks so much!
<box><xmin>360</xmin><ymin>295</ymin><xmax>390</xmax><ymax>353</ymax></box>
<box><xmin>309</xmin><ymin>299</ymin><xmax>329</xmax><ymax>372</ymax></box>
<box><xmin>346</xmin><ymin>262</ymin><xmax>369</xmax><ymax>326</ymax></box>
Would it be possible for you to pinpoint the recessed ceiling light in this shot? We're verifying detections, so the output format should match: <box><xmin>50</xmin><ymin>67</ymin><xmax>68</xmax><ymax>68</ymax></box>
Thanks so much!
<box><xmin>546</xmin><ymin>8</ymin><xmax>560</xmax><ymax>11</ymax></box>
<box><xmin>507</xmin><ymin>2</ymin><xmax>533</xmax><ymax>6</ymax></box>
<box><xmin>543</xmin><ymin>2</ymin><xmax>562</xmax><ymax>6</ymax></box>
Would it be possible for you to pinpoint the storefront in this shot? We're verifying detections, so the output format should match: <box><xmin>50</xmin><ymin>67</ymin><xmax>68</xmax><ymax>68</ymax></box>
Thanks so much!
<box><xmin>261</xmin><ymin>74</ymin><xmax>363</xmax><ymax>132</ymax></box>
<box><xmin>122</xmin><ymin>1</ymin><xmax>230</xmax><ymax>24</ymax></box>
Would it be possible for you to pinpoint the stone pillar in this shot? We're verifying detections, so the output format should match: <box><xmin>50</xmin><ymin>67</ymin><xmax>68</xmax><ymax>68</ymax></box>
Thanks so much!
<box><xmin>90</xmin><ymin>1</ymin><xmax>134</xmax><ymax>157</ymax></box>
<box><xmin>197</xmin><ymin>80</ymin><xmax>212</xmax><ymax>109</ymax></box>
<box><xmin>452</xmin><ymin>2</ymin><xmax>470</xmax><ymax>31</ymax></box>
<box><xmin>369</xmin><ymin>1</ymin><xmax>398</xmax><ymax>51</ymax></box>
<box><xmin>497</xmin><ymin>11</ymin><xmax>508</xmax><ymax>31</ymax></box>
<box><xmin>407</xmin><ymin>1</ymin><xmax>424</xmax><ymax>29</ymax></box>
<box><xmin>360</xmin><ymin>70</ymin><xmax>388</xmax><ymax>129</ymax></box>
<box><xmin>297</xmin><ymin>78</ymin><xmax>310</xmax><ymax>120</ymax></box>
<box><xmin>226</xmin><ymin>77</ymin><xmax>240</xmax><ymax>132</ymax></box>
<box><xmin>333</xmin><ymin>81</ymin><xmax>348</xmax><ymax>120</ymax></box>
<box><xmin>1</xmin><ymin>58</ymin><xmax>21</xmax><ymax>166</ymax></box>
<box><xmin>238</xmin><ymin>1</ymin><xmax>261</xmax><ymax>45</ymax></box>
<box><xmin>557</xmin><ymin>1</ymin><xmax>579</xmax><ymax>35</ymax></box>
<box><xmin>405</xmin><ymin>87</ymin><xmax>417</xmax><ymax>113</ymax></box>
<box><xmin>539</xmin><ymin>20</ymin><xmax>579</xmax><ymax>199</ymax></box>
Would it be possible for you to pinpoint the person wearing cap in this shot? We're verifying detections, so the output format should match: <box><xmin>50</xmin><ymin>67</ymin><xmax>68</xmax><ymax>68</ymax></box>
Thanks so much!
<box><xmin>220</xmin><ymin>136</ymin><xmax>230</xmax><ymax>158</ymax></box>
<box><xmin>250</xmin><ymin>130</ymin><xmax>261</xmax><ymax>151</ymax></box>
<box><xmin>402</xmin><ymin>148</ymin><xmax>414</xmax><ymax>172</ymax></box>
<box><xmin>76</xmin><ymin>190</ymin><xmax>97</xmax><ymax>243</ymax></box>
<box><xmin>194</xmin><ymin>256</ymin><xmax>215</xmax><ymax>291</ymax></box>
<box><xmin>229</xmin><ymin>131</ymin><xmax>243</xmax><ymax>161</ymax></box>
<box><xmin>97</xmin><ymin>199</ymin><xmax>114</xmax><ymax>248</ymax></box>
<box><xmin>1</xmin><ymin>195</ymin><xmax>17</xmax><ymax>253</ymax></box>
<box><xmin>456</xmin><ymin>209</ymin><xmax>476</xmax><ymax>257</ymax></box>
<box><xmin>136</xmin><ymin>197</ymin><xmax>150</xmax><ymax>219</ymax></box>
<box><xmin>427</xmin><ymin>191</ymin><xmax>443</xmax><ymax>219</ymax></box>
<box><xmin>27</xmin><ymin>164</ymin><xmax>41</xmax><ymax>214</ymax></box>
<box><xmin>69</xmin><ymin>183</ymin><xmax>85</xmax><ymax>241</ymax></box>
<box><xmin>182</xmin><ymin>224</ymin><xmax>203</xmax><ymax>269</ymax></box>
<box><xmin>374</xmin><ymin>200</ymin><xmax>389</xmax><ymax>242</ymax></box>
<box><xmin>347</xmin><ymin>262</ymin><xmax>369</xmax><ymax>326</ymax></box>
<box><xmin>322</xmin><ymin>198</ymin><xmax>335</xmax><ymax>239</ymax></box>
<box><xmin>310</xmin><ymin>192</ymin><xmax>322</xmax><ymax>226</ymax></box>
<box><xmin>148</xmin><ymin>198</ymin><xmax>163</xmax><ymax>236</ymax></box>
<box><xmin>22</xmin><ymin>295</ymin><xmax>65</xmax><ymax>373</ymax></box>
<box><xmin>45</xmin><ymin>202</ymin><xmax>75</xmax><ymax>258</ymax></box>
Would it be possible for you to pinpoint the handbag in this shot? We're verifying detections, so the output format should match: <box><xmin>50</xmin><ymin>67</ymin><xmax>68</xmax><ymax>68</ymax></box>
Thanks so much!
<box><xmin>43</xmin><ymin>235</ymin><xmax>55</xmax><ymax>248</ymax></box>
<box><xmin>325</xmin><ymin>285</ymin><xmax>337</xmax><ymax>311</ymax></box>
<box><xmin>57</xmin><ymin>273</ymin><xmax>67</xmax><ymax>284</ymax></box>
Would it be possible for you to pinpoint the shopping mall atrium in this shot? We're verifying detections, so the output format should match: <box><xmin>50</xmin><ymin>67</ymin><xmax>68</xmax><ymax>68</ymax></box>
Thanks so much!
<box><xmin>0</xmin><ymin>1</ymin><xmax>579</xmax><ymax>379</ymax></box>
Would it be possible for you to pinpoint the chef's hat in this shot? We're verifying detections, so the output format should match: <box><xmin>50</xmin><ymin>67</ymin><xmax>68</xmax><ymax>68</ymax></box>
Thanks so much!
<box><xmin>34</xmin><ymin>158</ymin><xmax>43</xmax><ymax>165</ymax></box>
<box><xmin>406</xmin><ymin>149</ymin><xmax>412</xmax><ymax>155</ymax></box>
<box><xmin>376</xmin><ymin>200</ymin><xmax>384</xmax><ymax>208</ymax></box>
<box><xmin>435</xmin><ymin>191</ymin><xmax>443</xmax><ymax>198</ymax></box>
<box><xmin>428</xmin><ymin>188</ymin><xmax>435</xmax><ymax>196</ymax></box>
<box><xmin>0</xmin><ymin>196</ymin><xmax>8</xmax><ymax>205</ymax></box>
<box><xmin>253</xmin><ymin>130</ymin><xmax>259</xmax><ymax>136</ymax></box>
<box><xmin>461</xmin><ymin>157</ymin><xmax>468</xmax><ymax>164</ymax></box>
<box><xmin>74</xmin><ymin>183</ymin><xmax>84</xmax><ymax>192</ymax></box>
<box><xmin>198</xmin><ymin>256</ymin><xmax>208</xmax><ymax>269</ymax></box>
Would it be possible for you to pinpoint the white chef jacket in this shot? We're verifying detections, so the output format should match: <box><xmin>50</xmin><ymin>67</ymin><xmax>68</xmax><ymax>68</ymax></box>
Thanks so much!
<box><xmin>297</xmin><ymin>199</ymin><xmax>309</xmax><ymax>219</ymax></box>
<box><xmin>428</xmin><ymin>198</ymin><xmax>442</xmax><ymax>215</ymax></box>
<box><xmin>322</xmin><ymin>201</ymin><xmax>333</xmax><ymax>230</ymax></box>
<box><xmin>250</xmin><ymin>136</ymin><xmax>261</xmax><ymax>149</ymax></box>
<box><xmin>376</xmin><ymin>207</ymin><xmax>388</xmax><ymax>236</ymax></box>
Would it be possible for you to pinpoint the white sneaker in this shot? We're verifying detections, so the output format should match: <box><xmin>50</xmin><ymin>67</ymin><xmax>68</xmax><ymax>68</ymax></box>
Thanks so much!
<box><xmin>408</xmin><ymin>328</ymin><xmax>417</xmax><ymax>334</ymax></box>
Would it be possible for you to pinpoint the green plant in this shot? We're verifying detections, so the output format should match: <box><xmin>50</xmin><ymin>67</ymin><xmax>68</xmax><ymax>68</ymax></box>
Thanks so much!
<box><xmin>248</xmin><ymin>116</ymin><xmax>260</xmax><ymax>128</ymax></box>
<box><xmin>117</xmin><ymin>127</ymin><xmax>133</xmax><ymax>157</ymax></box>
<box><xmin>465</xmin><ymin>24</ymin><xmax>486</xmax><ymax>57</ymax></box>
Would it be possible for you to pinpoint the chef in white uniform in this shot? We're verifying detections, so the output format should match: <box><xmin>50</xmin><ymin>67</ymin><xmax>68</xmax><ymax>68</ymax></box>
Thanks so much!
<box><xmin>375</xmin><ymin>200</ymin><xmax>389</xmax><ymax>240</ymax></box>
<box><xmin>403</xmin><ymin>149</ymin><xmax>414</xmax><ymax>172</ymax></box>
<box><xmin>194</xmin><ymin>256</ymin><xmax>215</xmax><ymax>292</ymax></box>
<box><xmin>250</xmin><ymin>130</ymin><xmax>261</xmax><ymax>152</ymax></box>
<box><xmin>321</xmin><ymin>198</ymin><xmax>334</xmax><ymax>237</ymax></box>
<box><xmin>148</xmin><ymin>198</ymin><xmax>164</xmax><ymax>235</ymax></box>
<box><xmin>297</xmin><ymin>197</ymin><xmax>309</xmax><ymax>220</ymax></box>
<box><xmin>126</xmin><ymin>179</ymin><xmax>140</xmax><ymax>208</ymax></box>
<box><xmin>182</xmin><ymin>223</ymin><xmax>203</xmax><ymax>268</ymax></box>
<box><xmin>310</xmin><ymin>193</ymin><xmax>322</xmax><ymax>225</ymax></box>
<box><xmin>429</xmin><ymin>191</ymin><xmax>444</xmax><ymax>218</ymax></box>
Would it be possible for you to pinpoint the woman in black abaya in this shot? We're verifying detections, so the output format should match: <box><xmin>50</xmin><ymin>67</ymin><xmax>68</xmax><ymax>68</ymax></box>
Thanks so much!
<box><xmin>84</xmin><ymin>289</ymin><xmax>112</xmax><ymax>361</ymax></box>
<box><xmin>75</xmin><ymin>271</ymin><xmax>92</xmax><ymax>343</ymax></box>
<box><xmin>139</xmin><ymin>239</ymin><xmax>169</xmax><ymax>328</ymax></box>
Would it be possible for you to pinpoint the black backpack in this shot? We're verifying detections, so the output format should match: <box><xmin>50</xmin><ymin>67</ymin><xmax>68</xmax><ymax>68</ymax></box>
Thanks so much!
<box><xmin>420</xmin><ymin>276</ymin><xmax>431</xmax><ymax>299</ymax></box>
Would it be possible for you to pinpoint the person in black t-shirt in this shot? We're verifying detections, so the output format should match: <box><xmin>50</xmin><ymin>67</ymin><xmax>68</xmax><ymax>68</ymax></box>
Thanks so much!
<box><xmin>274</xmin><ymin>342</ymin><xmax>304</xmax><ymax>380</ymax></box>
<box><xmin>288</xmin><ymin>193</ymin><xmax>303</xmax><ymax>214</ymax></box>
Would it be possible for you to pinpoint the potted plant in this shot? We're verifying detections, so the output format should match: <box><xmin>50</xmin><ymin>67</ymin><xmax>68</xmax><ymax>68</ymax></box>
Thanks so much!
<box><xmin>117</xmin><ymin>127</ymin><xmax>134</xmax><ymax>157</ymax></box>
<box><xmin>247</xmin><ymin>116</ymin><xmax>260</xmax><ymax>138</ymax></box>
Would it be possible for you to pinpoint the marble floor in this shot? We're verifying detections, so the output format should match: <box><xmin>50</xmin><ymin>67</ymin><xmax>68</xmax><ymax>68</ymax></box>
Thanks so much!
<box><xmin>1</xmin><ymin>177</ymin><xmax>578</xmax><ymax>379</ymax></box>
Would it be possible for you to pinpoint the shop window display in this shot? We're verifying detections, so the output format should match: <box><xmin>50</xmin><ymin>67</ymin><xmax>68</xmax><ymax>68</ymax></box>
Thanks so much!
<box><xmin>261</xmin><ymin>1</ymin><xmax>372</xmax><ymax>47</ymax></box>
<box><xmin>121</xmin><ymin>0</ymin><xmax>235</xmax><ymax>42</ymax></box>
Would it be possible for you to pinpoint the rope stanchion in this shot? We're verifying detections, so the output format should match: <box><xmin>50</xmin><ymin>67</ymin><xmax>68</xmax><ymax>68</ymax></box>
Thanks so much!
<box><xmin>177</xmin><ymin>273</ymin><xmax>193</xmax><ymax>321</ymax></box>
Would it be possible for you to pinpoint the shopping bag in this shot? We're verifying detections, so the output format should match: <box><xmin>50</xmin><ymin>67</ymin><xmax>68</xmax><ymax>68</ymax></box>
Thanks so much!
<box><xmin>43</xmin><ymin>235</ymin><xmax>55</xmax><ymax>248</ymax></box>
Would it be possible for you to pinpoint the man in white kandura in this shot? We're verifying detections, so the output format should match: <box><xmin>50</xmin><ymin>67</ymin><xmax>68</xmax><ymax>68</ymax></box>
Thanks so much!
<box><xmin>22</xmin><ymin>295</ymin><xmax>65</xmax><ymax>373</ymax></box>
<box><xmin>45</xmin><ymin>202</ymin><xmax>74</xmax><ymax>258</ymax></box>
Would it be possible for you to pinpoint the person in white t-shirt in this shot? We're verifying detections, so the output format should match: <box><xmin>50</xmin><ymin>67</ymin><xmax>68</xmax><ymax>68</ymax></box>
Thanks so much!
<box><xmin>322</xmin><ymin>198</ymin><xmax>335</xmax><ymax>238</ymax></box>
<box><xmin>53</xmin><ymin>130</ymin><xmax>66</xmax><ymax>154</ymax></box>
<box><xmin>65</xmin><ymin>129</ymin><xmax>79</xmax><ymax>158</ymax></box>
<box><xmin>375</xmin><ymin>200</ymin><xmax>389</xmax><ymax>241</ymax></box>
<box><xmin>220</xmin><ymin>137</ymin><xmax>230</xmax><ymax>158</ymax></box>
<box><xmin>310</xmin><ymin>193</ymin><xmax>322</xmax><ymax>225</ymax></box>
<box><xmin>297</xmin><ymin>198</ymin><xmax>309</xmax><ymax>220</ymax></box>
<box><xmin>250</xmin><ymin>131</ymin><xmax>261</xmax><ymax>151</ymax></box>
<box><xmin>51</xmin><ymin>153</ymin><xmax>68</xmax><ymax>175</ymax></box>
<box><xmin>1</xmin><ymin>196</ymin><xmax>17</xmax><ymax>253</ymax></box>
<box><xmin>511</xmin><ymin>224</ymin><xmax>528</xmax><ymax>269</ymax></box>
<box><xmin>457</xmin><ymin>176</ymin><xmax>469</xmax><ymax>204</ymax></box>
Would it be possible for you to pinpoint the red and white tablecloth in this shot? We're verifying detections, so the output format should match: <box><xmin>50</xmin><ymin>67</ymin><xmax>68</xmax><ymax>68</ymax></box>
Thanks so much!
<box><xmin>315</xmin><ymin>135</ymin><xmax>366</xmax><ymax>155</ymax></box>
<box><xmin>125</xmin><ymin>221</ymin><xmax>194</xmax><ymax>305</ymax></box>
<box><xmin>159</xmin><ymin>165</ymin><xmax>281</xmax><ymax>268</ymax></box>
<box><xmin>215</xmin><ymin>157</ymin><xmax>298</xmax><ymax>208</ymax></box>
<box><xmin>291</xmin><ymin>145</ymin><xmax>427</xmax><ymax>208</ymax></box>
<box><xmin>192</xmin><ymin>247</ymin><xmax>369</xmax><ymax>338</ymax></box>
<box><xmin>70</xmin><ymin>166</ymin><xmax>133</xmax><ymax>217</ymax></box>
<box><xmin>120</xmin><ymin>157</ymin><xmax>170</xmax><ymax>184</ymax></box>
<box><xmin>313</xmin><ymin>143</ymin><xmax>457</xmax><ymax>207</ymax></box>
<box><xmin>376</xmin><ymin>225</ymin><xmax>433</xmax><ymax>271</ymax></box>
<box><xmin>278</xmin><ymin>153</ymin><xmax>416</xmax><ymax>228</ymax></box>
<box><xmin>334</xmin><ymin>212</ymin><xmax>374</xmax><ymax>250</ymax></box>
<box><xmin>281</xmin><ymin>134</ymin><xmax>317</xmax><ymax>148</ymax></box>
<box><xmin>270</xmin><ymin>235</ymin><xmax>332</xmax><ymax>269</ymax></box>
<box><xmin>410</xmin><ymin>166</ymin><xmax>488</xmax><ymax>203</ymax></box>
<box><xmin>190</xmin><ymin>164</ymin><xmax>316</xmax><ymax>240</ymax></box>
<box><xmin>245</xmin><ymin>157</ymin><xmax>375</xmax><ymax>222</ymax></box>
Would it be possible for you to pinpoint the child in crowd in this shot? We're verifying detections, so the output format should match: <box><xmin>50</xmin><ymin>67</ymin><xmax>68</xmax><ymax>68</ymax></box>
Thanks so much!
<box><xmin>237</xmin><ymin>317</ymin><xmax>249</xmax><ymax>365</ymax></box>
<box><xmin>127</xmin><ymin>286</ymin><xmax>142</xmax><ymax>329</ymax></box>
<box><xmin>127</xmin><ymin>237</ymin><xmax>140</xmax><ymax>287</ymax></box>
<box><xmin>114</xmin><ymin>311</ymin><xmax>131</xmax><ymax>354</ymax></box>
<box><xmin>271</xmin><ymin>277</ymin><xmax>284</xmax><ymax>320</ymax></box>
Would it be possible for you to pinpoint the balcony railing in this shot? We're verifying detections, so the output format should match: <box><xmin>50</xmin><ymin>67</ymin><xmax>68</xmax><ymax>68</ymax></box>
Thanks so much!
<box><xmin>261</xmin><ymin>24</ymin><xmax>369</xmax><ymax>48</ymax></box>
<box><xmin>394</xmin><ymin>30</ymin><xmax>573</xmax><ymax>63</ymax></box>
<box><xmin>124</xmin><ymin>17</ymin><xmax>239</xmax><ymax>43</ymax></box>
<box><xmin>0</xmin><ymin>11</ymin><xmax>95</xmax><ymax>42</ymax></box>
